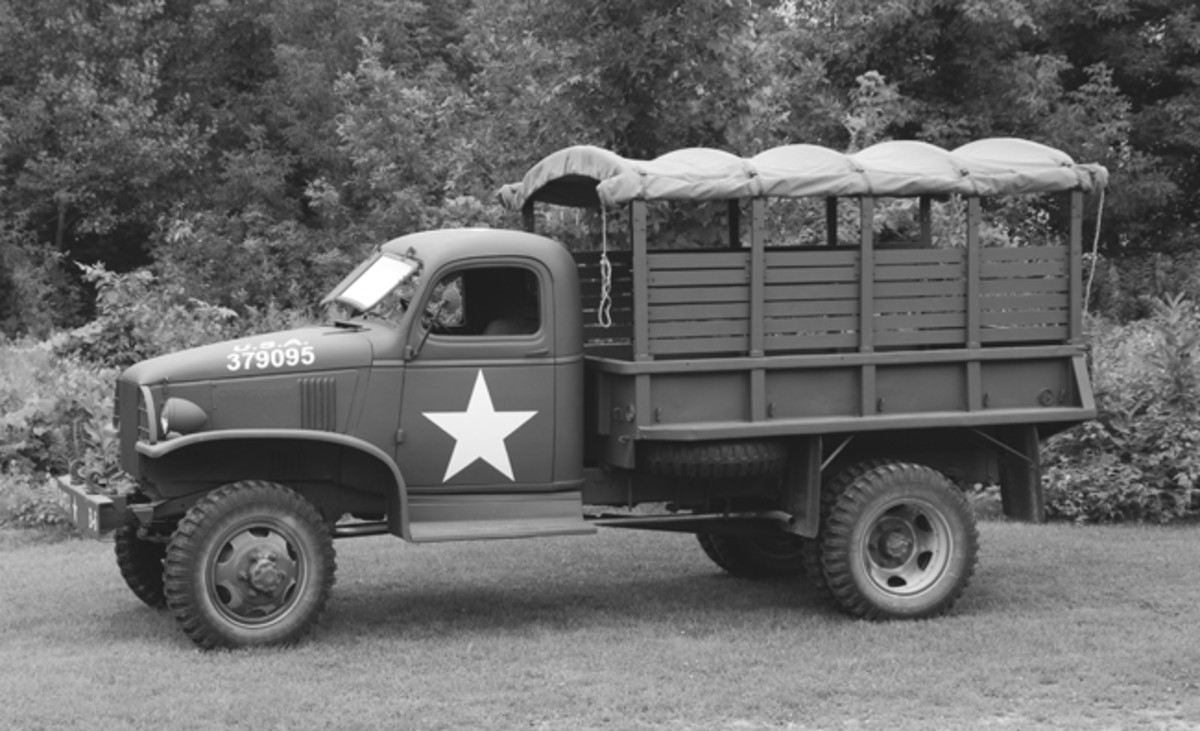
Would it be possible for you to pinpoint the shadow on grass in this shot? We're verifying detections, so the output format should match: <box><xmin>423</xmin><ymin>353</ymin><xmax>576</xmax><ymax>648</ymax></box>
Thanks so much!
<box><xmin>317</xmin><ymin>531</ymin><xmax>845</xmax><ymax>643</ymax></box>
<box><xmin>328</xmin><ymin>569</ymin><xmax>835</xmax><ymax>641</ymax></box>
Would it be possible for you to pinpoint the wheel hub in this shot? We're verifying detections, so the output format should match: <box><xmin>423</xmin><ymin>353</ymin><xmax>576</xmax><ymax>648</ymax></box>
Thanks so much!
<box><xmin>244</xmin><ymin>551</ymin><xmax>286</xmax><ymax>596</ymax></box>
<box><xmin>870</xmin><ymin>517</ymin><xmax>915</xmax><ymax>567</ymax></box>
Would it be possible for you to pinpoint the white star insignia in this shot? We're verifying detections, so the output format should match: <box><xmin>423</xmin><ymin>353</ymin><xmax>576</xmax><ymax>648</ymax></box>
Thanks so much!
<box><xmin>423</xmin><ymin>370</ymin><xmax>537</xmax><ymax>482</ymax></box>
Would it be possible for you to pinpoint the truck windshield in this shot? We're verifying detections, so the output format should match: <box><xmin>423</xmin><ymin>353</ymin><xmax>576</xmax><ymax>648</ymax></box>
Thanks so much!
<box><xmin>332</xmin><ymin>254</ymin><xmax>419</xmax><ymax>313</ymax></box>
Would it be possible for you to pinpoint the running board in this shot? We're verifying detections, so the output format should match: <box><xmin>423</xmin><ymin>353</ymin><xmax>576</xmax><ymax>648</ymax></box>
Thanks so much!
<box><xmin>408</xmin><ymin>517</ymin><xmax>596</xmax><ymax>543</ymax></box>
<box><xmin>405</xmin><ymin>490</ymin><xmax>595</xmax><ymax>543</ymax></box>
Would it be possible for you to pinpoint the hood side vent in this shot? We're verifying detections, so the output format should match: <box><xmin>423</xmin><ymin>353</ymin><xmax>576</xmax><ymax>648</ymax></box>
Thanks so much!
<box><xmin>300</xmin><ymin>377</ymin><xmax>337</xmax><ymax>431</ymax></box>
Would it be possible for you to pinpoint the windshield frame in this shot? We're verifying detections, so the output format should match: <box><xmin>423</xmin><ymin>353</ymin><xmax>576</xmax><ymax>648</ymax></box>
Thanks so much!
<box><xmin>322</xmin><ymin>251</ymin><xmax>421</xmax><ymax>314</ymax></box>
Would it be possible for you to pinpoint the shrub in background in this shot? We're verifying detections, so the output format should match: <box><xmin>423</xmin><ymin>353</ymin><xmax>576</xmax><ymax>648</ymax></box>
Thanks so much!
<box><xmin>1043</xmin><ymin>295</ymin><xmax>1200</xmax><ymax>523</ymax></box>
<box><xmin>54</xmin><ymin>263</ymin><xmax>241</xmax><ymax>370</ymax></box>
<box><xmin>0</xmin><ymin>340</ymin><xmax>121</xmax><ymax>527</ymax></box>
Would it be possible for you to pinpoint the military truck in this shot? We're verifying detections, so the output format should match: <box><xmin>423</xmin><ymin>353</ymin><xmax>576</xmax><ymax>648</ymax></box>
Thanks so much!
<box><xmin>59</xmin><ymin>138</ymin><xmax>1107</xmax><ymax>649</ymax></box>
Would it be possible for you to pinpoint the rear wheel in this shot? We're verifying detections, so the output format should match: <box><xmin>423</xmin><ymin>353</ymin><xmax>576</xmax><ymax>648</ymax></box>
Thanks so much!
<box><xmin>819</xmin><ymin>461</ymin><xmax>978</xmax><ymax>620</ymax></box>
<box><xmin>164</xmin><ymin>481</ymin><xmax>336</xmax><ymax>649</ymax></box>
<box><xmin>696</xmin><ymin>532</ymin><xmax>808</xmax><ymax>578</ymax></box>
<box><xmin>114</xmin><ymin>512</ymin><xmax>167</xmax><ymax>610</ymax></box>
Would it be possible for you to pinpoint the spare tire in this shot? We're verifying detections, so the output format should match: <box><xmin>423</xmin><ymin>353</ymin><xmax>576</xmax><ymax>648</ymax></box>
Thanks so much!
<box><xmin>641</xmin><ymin>440</ymin><xmax>787</xmax><ymax>479</ymax></box>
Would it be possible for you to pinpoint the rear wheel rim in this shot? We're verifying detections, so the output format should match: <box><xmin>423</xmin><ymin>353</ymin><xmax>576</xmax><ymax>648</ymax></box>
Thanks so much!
<box><xmin>860</xmin><ymin>499</ymin><xmax>953</xmax><ymax>597</ymax></box>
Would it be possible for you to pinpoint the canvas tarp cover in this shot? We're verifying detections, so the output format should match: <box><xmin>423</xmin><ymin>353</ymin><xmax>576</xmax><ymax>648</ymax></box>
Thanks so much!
<box><xmin>497</xmin><ymin>138</ymin><xmax>1109</xmax><ymax>210</ymax></box>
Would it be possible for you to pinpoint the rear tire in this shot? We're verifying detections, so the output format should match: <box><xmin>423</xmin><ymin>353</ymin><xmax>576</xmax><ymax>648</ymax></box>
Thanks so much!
<box><xmin>164</xmin><ymin>481</ymin><xmax>336</xmax><ymax>649</ymax></box>
<box><xmin>114</xmin><ymin>513</ymin><xmax>167</xmax><ymax>610</ymax></box>
<box><xmin>697</xmin><ymin>532</ymin><xmax>808</xmax><ymax>578</ymax></box>
<box><xmin>820</xmin><ymin>461</ymin><xmax>978</xmax><ymax>620</ymax></box>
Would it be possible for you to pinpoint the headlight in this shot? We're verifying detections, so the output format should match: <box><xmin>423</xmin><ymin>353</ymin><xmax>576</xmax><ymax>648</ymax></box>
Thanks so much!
<box><xmin>160</xmin><ymin>398</ymin><xmax>208</xmax><ymax>436</ymax></box>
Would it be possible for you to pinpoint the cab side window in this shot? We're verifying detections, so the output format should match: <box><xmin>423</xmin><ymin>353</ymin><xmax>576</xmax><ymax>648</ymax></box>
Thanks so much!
<box><xmin>430</xmin><ymin>266</ymin><xmax>541</xmax><ymax>337</ymax></box>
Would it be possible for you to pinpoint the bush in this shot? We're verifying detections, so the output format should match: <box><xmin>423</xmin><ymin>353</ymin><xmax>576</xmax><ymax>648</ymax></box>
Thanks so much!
<box><xmin>53</xmin><ymin>262</ymin><xmax>242</xmax><ymax>370</ymax></box>
<box><xmin>0</xmin><ymin>467</ymin><xmax>74</xmax><ymax>529</ymax></box>
<box><xmin>1044</xmin><ymin>296</ymin><xmax>1200</xmax><ymax>523</ymax></box>
<box><xmin>0</xmin><ymin>339</ymin><xmax>125</xmax><ymax>528</ymax></box>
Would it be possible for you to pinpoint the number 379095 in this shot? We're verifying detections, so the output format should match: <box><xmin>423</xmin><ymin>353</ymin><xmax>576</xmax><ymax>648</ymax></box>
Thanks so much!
<box><xmin>226</xmin><ymin>345</ymin><xmax>315</xmax><ymax>372</ymax></box>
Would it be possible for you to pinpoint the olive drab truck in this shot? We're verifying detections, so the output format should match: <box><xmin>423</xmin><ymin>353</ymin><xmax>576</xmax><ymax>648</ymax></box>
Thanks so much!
<box><xmin>58</xmin><ymin>138</ymin><xmax>1108</xmax><ymax>649</ymax></box>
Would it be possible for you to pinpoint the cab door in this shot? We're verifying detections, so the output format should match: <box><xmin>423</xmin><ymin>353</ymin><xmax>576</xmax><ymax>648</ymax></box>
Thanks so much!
<box><xmin>397</xmin><ymin>260</ymin><xmax>557</xmax><ymax>492</ymax></box>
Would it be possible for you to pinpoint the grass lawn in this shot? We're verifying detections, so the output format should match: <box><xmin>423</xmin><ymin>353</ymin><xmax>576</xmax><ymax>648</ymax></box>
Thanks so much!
<box><xmin>3</xmin><ymin>521</ymin><xmax>1199</xmax><ymax>730</ymax></box>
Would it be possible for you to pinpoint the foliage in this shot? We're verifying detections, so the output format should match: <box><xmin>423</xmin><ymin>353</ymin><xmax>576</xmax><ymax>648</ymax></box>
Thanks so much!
<box><xmin>1</xmin><ymin>0</ymin><xmax>1198</xmax><ymax>334</ymax></box>
<box><xmin>0</xmin><ymin>467</ymin><xmax>73</xmax><ymax>529</ymax></box>
<box><xmin>1087</xmin><ymin>250</ymin><xmax>1200</xmax><ymax>322</ymax></box>
<box><xmin>54</xmin><ymin>262</ymin><xmax>241</xmax><ymax>369</ymax></box>
<box><xmin>0</xmin><ymin>339</ymin><xmax>122</xmax><ymax>509</ymax></box>
<box><xmin>1043</xmin><ymin>297</ymin><xmax>1200</xmax><ymax>523</ymax></box>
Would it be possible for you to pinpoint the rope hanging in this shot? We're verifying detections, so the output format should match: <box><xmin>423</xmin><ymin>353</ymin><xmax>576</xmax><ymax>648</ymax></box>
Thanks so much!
<box><xmin>597</xmin><ymin>209</ymin><xmax>613</xmax><ymax>328</ymax></box>
<box><xmin>1082</xmin><ymin>187</ymin><xmax>1106</xmax><ymax>316</ymax></box>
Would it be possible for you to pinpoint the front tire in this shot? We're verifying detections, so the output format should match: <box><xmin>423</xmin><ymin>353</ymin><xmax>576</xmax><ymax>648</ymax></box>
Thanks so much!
<box><xmin>697</xmin><ymin>532</ymin><xmax>808</xmax><ymax>577</ymax></box>
<box><xmin>114</xmin><ymin>512</ymin><xmax>167</xmax><ymax>610</ymax></box>
<box><xmin>164</xmin><ymin>481</ymin><xmax>336</xmax><ymax>649</ymax></box>
<box><xmin>820</xmin><ymin>461</ymin><xmax>978</xmax><ymax>620</ymax></box>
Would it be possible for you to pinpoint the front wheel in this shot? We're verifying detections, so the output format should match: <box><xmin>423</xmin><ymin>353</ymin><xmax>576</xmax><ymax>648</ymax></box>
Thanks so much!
<box><xmin>820</xmin><ymin>461</ymin><xmax>978</xmax><ymax>620</ymax></box>
<box><xmin>164</xmin><ymin>481</ymin><xmax>336</xmax><ymax>649</ymax></box>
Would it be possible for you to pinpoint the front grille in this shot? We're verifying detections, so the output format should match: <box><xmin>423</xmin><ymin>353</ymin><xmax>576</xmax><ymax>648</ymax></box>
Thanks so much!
<box><xmin>135</xmin><ymin>385</ymin><xmax>158</xmax><ymax>444</ymax></box>
<box><xmin>115</xmin><ymin>378</ymin><xmax>143</xmax><ymax>475</ymax></box>
<box><xmin>300</xmin><ymin>377</ymin><xmax>337</xmax><ymax>431</ymax></box>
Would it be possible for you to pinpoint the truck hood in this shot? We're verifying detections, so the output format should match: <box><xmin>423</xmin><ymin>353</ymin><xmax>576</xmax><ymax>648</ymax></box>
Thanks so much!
<box><xmin>121</xmin><ymin>326</ymin><xmax>376</xmax><ymax>385</ymax></box>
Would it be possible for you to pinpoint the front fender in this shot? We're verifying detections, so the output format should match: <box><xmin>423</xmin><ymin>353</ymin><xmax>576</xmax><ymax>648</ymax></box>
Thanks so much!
<box><xmin>136</xmin><ymin>429</ymin><xmax>413</xmax><ymax>540</ymax></box>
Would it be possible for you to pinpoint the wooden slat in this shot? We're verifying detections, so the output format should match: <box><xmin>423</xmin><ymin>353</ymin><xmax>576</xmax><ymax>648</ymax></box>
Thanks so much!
<box><xmin>980</xmin><ymin>326</ymin><xmax>1068</xmax><ymax>342</ymax></box>
<box><xmin>649</xmin><ymin>335</ymin><xmax>749</xmax><ymax>355</ymax></box>
<box><xmin>875</xmin><ymin>248</ymin><xmax>964</xmax><ymax>265</ymax></box>
<box><xmin>981</xmin><ymin>278</ymin><xmax>1068</xmax><ymax>295</ymax></box>
<box><xmin>982</xmin><ymin>261</ymin><xmax>1068</xmax><ymax>278</ymax></box>
<box><xmin>765</xmin><ymin>267</ymin><xmax>859</xmax><ymax>285</ymax></box>
<box><xmin>649</xmin><ymin>319</ymin><xmax>749</xmax><ymax>338</ymax></box>
<box><xmin>764</xmin><ymin>333</ymin><xmax>859</xmax><ymax>351</ymax></box>
<box><xmin>875</xmin><ymin>280</ymin><xmax>965</xmax><ymax>298</ymax></box>
<box><xmin>649</xmin><ymin>302</ymin><xmax>750</xmax><ymax>321</ymax></box>
<box><xmin>875</xmin><ymin>295</ymin><xmax>966</xmax><ymax>313</ymax></box>
<box><xmin>765</xmin><ymin>249</ymin><xmax>859</xmax><ymax>267</ymax></box>
<box><xmin>981</xmin><ymin>310</ymin><xmax>1069</xmax><ymax>326</ymax></box>
<box><xmin>875</xmin><ymin>329</ymin><xmax>966</xmax><ymax>346</ymax></box>
<box><xmin>877</xmin><ymin>312</ymin><xmax>967</xmax><ymax>329</ymax></box>
<box><xmin>981</xmin><ymin>293</ymin><xmax>1069</xmax><ymax>310</ymax></box>
<box><xmin>649</xmin><ymin>269</ymin><xmax>747</xmax><ymax>287</ymax></box>
<box><xmin>649</xmin><ymin>287</ymin><xmax>749</xmax><ymax>305</ymax></box>
<box><xmin>874</xmin><ymin>262</ymin><xmax>964</xmax><ymax>281</ymax></box>
<box><xmin>765</xmin><ymin>283</ymin><xmax>858</xmax><ymax>301</ymax></box>
<box><xmin>981</xmin><ymin>245</ymin><xmax>1067</xmax><ymax>263</ymax></box>
<box><xmin>764</xmin><ymin>299</ymin><xmax>859</xmax><ymax>317</ymax></box>
<box><xmin>765</xmin><ymin>315</ymin><xmax>860</xmax><ymax>334</ymax></box>
<box><xmin>647</xmin><ymin>251</ymin><xmax>750</xmax><ymax>269</ymax></box>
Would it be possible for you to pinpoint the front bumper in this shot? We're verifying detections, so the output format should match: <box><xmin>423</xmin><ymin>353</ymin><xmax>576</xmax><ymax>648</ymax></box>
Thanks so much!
<box><xmin>55</xmin><ymin>477</ymin><xmax>126</xmax><ymax>538</ymax></box>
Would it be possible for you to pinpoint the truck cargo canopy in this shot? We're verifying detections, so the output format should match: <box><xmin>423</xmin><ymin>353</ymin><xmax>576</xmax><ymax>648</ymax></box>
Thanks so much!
<box><xmin>498</xmin><ymin>138</ymin><xmax>1109</xmax><ymax>210</ymax></box>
